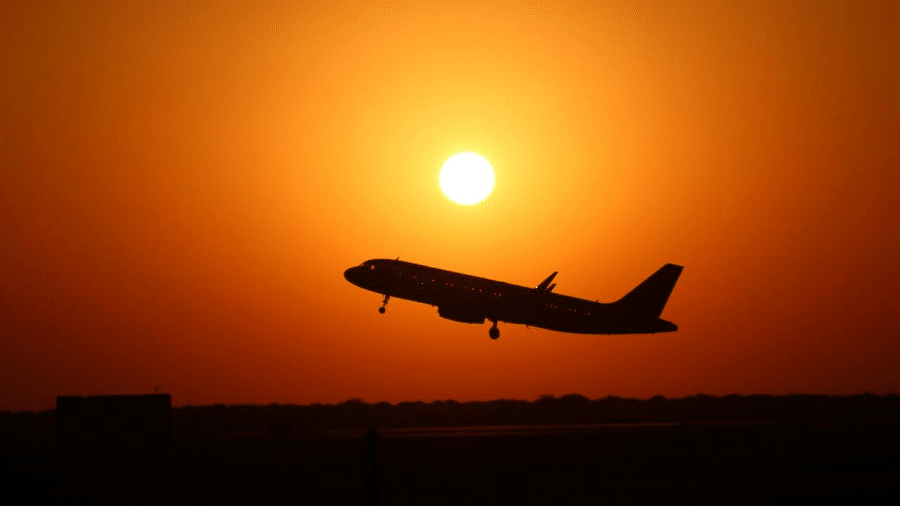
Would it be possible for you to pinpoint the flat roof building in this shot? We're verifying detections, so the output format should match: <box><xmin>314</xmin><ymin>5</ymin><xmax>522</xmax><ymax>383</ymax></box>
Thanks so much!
<box><xmin>57</xmin><ymin>394</ymin><xmax>171</xmax><ymax>455</ymax></box>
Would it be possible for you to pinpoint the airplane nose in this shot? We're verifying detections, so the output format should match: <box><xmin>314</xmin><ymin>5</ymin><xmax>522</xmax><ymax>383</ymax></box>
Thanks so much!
<box><xmin>344</xmin><ymin>267</ymin><xmax>358</xmax><ymax>284</ymax></box>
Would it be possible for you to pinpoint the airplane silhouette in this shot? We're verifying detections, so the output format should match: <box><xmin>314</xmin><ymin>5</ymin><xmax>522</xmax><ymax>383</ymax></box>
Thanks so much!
<box><xmin>344</xmin><ymin>259</ymin><xmax>683</xmax><ymax>340</ymax></box>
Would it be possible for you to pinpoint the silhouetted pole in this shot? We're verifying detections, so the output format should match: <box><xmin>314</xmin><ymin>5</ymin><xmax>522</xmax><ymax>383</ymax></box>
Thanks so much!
<box><xmin>363</xmin><ymin>429</ymin><xmax>379</xmax><ymax>506</ymax></box>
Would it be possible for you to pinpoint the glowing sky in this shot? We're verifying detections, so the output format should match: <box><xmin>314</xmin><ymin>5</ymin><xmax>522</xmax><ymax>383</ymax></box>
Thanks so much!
<box><xmin>2</xmin><ymin>1</ymin><xmax>898</xmax><ymax>411</ymax></box>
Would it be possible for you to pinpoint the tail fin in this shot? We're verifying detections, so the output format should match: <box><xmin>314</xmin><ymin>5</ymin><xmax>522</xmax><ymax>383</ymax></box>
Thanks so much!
<box><xmin>615</xmin><ymin>264</ymin><xmax>683</xmax><ymax>317</ymax></box>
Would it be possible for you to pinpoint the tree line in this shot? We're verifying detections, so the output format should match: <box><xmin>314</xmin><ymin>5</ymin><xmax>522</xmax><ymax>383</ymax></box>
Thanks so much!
<box><xmin>3</xmin><ymin>393</ymin><xmax>898</xmax><ymax>441</ymax></box>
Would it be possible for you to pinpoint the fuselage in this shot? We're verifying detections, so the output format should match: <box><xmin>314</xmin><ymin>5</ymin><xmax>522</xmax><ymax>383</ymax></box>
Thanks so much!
<box><xmin>344</xmin><ymin>259</ymin><xmax>679</xmax><ymax>336</ymax></box>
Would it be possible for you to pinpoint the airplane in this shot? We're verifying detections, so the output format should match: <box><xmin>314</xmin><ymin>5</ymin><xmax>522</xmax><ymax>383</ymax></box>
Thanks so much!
<box><xmin>344</xmin><ymin>258</ymin><xmax>683</xmax><ymax>340</ymax></box>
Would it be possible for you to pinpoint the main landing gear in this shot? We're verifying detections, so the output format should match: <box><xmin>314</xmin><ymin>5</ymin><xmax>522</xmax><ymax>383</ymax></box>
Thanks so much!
<box><xmin>378</xmin><ymin>294</ymin><xmax>390</xmax><ymax>314</ymax></box>
<box><xmin>488</xmin><ymin>319</ymin><xmax>500</xmax><ymax>340</ymax></box>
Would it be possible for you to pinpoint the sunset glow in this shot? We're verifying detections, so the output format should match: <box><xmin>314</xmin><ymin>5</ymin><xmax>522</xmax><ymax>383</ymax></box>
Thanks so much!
<box><xmin>1</xmin><ymin>1</ymin><xmax>898</xmax><ymax>412</ymax></box>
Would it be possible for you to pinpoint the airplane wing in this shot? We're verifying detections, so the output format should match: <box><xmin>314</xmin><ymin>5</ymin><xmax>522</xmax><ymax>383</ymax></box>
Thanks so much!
<box><xmin>535</xmin><ymin>272</ymin><xmax>558</xmax><ymax>292</ymax></box>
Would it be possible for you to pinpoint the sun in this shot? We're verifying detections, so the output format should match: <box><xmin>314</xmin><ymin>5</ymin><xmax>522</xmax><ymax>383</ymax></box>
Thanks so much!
<box><xmin>439</xmin><ymin>152</ymin><xmax>495</xmax><ymax>205</ymax></box>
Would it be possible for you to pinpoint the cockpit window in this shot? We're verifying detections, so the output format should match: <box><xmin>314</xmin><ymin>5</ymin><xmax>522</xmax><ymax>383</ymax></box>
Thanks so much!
<box><xmin>361</xmin><ymin>261</ymin><xmax>375</xmax><ymax>270</ymax></box>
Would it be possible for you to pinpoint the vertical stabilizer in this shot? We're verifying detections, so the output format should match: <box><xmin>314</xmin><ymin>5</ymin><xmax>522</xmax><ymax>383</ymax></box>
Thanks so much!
<box><xmin>614</xmin><ymin>264</ymin><xmax>683</xmax><ymax>317</ymax></box>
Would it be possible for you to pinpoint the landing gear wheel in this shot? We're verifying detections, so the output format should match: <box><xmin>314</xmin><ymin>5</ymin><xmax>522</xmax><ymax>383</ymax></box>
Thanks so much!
<box><xmin>488</xmin><ymin>324</ymin><xmax>500</xmax><ymax>340</ymax></box>
<box><xmin>379</xmin><ymin>294</ymin><xmax>390</xmax><ymax>314</ymax></box>
<box><xmin>378</xmin><ymin>307</ymin><xmax>386</xmax><ymax>314</ymax></box>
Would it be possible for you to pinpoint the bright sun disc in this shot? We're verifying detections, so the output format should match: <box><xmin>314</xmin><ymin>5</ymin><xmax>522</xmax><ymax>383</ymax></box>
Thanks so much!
<box><xmin>439</xmin><ymin>152</ymin><xmax>495</xmax><ymax>205</ymax></box>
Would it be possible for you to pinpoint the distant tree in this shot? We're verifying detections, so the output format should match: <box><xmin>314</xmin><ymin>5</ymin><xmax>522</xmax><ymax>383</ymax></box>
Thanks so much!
<box><xmin>559</xmin><ymin>393</ymin><xmax>589</xmax><ymax>403</ymax></box>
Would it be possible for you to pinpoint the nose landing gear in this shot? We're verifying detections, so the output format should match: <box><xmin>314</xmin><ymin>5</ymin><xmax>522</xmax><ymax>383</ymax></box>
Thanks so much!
<box><xmin>488</xmin><ymin>319</ymin><xmax>500</xmax><ymax>340</ymax></box>
<box><xmin>378</xmin><ymin>294</ymin><xmax>390</xmax><ymax>314</ymax></box>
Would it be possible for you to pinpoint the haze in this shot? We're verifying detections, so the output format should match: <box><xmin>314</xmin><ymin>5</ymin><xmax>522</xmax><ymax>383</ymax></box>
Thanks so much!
<box><xmin>2</xmin><ymin>1</ymin><xmax>898</xmax><ymax>412</ymax></box>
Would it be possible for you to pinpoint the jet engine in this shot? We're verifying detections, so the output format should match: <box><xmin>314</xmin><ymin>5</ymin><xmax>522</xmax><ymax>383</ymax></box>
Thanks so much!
<box><xmin>437</xmin><ymin>305</ymin><xmax>486</xmax><ymax>324</ymax></box>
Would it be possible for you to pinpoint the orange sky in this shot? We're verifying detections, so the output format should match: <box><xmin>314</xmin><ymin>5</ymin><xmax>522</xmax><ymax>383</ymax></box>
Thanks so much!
<box><xmin>2</xmin><ymin>1</ymin><xmax>898</xmax><ymax>412</ymax></box>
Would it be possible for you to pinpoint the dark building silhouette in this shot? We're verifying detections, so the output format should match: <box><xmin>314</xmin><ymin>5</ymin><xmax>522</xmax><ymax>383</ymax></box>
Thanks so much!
<box><xmin>57</xmin><ymin>394</ymin><xmax>171</xmax><ymax>454</ymax></box>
